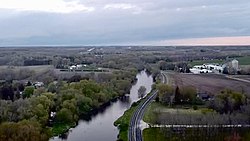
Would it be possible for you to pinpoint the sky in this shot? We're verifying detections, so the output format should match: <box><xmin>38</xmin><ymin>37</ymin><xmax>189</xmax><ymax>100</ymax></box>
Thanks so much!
<box><xmin>0</xmin><ymin>0</ymin><xmax>250</xmax><ymax>46</ymax></box>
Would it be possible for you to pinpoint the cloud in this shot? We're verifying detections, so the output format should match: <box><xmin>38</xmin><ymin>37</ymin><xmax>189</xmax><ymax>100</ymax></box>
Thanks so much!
<box><xmin>103</xmin><ymin>3</ymin><xmax>142</xmax><ymax>14</ymax></box>
<box><xmin>104</xmin><ymin>3</ymin><xmax>136</xmax><ymax>10</ymax></box>
<box><xmin>147</xmin><ymin>36</ymin><xmax>250</xmax><ymax>46</ymax></box>
<box><xmin>0</xmin><ymin>0</ymin><xmax>95</xmax><ymax>13</ymax></box>
<box><xmin>0</xmin><ymin>0</ymin><xmax>250</xmax><ymax>45</ymax></box>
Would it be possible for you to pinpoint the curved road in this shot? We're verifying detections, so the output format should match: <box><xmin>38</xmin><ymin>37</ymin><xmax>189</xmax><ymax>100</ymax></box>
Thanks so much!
<box><xmin>129</xmin><ymin>72</ymin><xmax>167</xmax><ymax>141</ymax></box>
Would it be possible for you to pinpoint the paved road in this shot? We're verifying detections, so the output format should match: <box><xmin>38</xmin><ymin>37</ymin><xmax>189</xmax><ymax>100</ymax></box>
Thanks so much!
<box><xmin>129</xmin><ymin>72</ymin><xmax>166</xmax><ymax>141</ymax></box>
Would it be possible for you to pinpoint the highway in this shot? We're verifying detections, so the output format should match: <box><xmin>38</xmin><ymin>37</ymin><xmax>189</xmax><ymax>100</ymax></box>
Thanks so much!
<box><xmin>129</xmin><ymin>72</ymin><xmax>166</xmax><ymax>141</ymax></box>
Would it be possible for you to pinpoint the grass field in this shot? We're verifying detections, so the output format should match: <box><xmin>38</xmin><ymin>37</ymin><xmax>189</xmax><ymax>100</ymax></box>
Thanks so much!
<box><xmin>189</xmin><ymin>59</ymin><xmax>224</xmax><ymax>66</ymax></box>
<box><xmin>0</xmin><ymin>65</ymin><xmax>53</xmax><ymax>72</ymax></box>
<box><xmin>237</xmin><ymin>56</ymin><xmax>250</xmax><ymax>65</ymax></box>
<box><xmin>143</xmin><ymin>102</ymin><xmax>211</xmax><ymax>124</ymax></box>
<box><xmin>189</xmin><ymin>56</ymin><xmax>250</xmax><ymax>66</ymax></box>
<box><xmin>143</xmin><ymin>127</ymin><xmax>250</xmax><ymax>141</ymax></box>
<box><xmin>143</xmin><ymin>102</ymin><xmax>250</xmax><ymax>141</ymax></box>
<box><xmin>143</xmin><ymin>128</ymin><xmax>166</xmax><ymax>141</ymax></box>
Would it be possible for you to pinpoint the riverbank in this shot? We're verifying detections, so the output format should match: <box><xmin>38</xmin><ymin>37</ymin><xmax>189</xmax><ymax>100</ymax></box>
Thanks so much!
<box><xmin>114</xmin><ymin>91</ymin><xmax>154</xmax><ymax>141</ymax></box>
<box><xmin>51</xmin><ymin>94</ymin><xmax>128</xmax><ymax>136</ymax></box>
<box><xmin>50</xmin><ymin>70</ymin><xmax>153</xmax><ymax>141</ymax></box>
<box><xmin>114</xmin><ymin>101</ymin><xmax>139</xmax><ymax>141</ymax></box>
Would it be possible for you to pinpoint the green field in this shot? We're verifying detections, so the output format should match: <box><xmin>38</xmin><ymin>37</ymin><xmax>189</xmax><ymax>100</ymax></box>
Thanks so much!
<box><xmin>189</xmin><ymin>59</ymin><xmax>224</xmax><ymax>66</ymax></box>
<box><xmin>236</xmin><ymin>56</ymin><xmax>250</xmax><ymax>65</ymax></box>
<box><xmin>143</xmin><ymin>128</ymin><xmax>166</xmax><ymax>141</ymax></box>
<box><xmin>143</xmin><ymin>102</ymin><xmax>211</xmax><ymax>124</ymax></box>
<box><xmin>143</xmin><ymin>127</ymin><xmax>250</xmax><ymax>141</ymax></box>
<box><xmin>189</xmin><ymin>56</ymin><xmax>250</xmax><ymax>66</ymax></box>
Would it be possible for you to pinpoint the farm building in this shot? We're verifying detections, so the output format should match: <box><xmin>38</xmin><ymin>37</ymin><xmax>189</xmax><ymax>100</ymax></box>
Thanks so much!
<box><xmin>190</xmin><ymin>59</ymin><xmax>239</xmax><ymax>74</ymax></box>
<box><xmin>222</xmin><ymin>59</ymin><xmax>239</xmax><ymax>74</ymax></box>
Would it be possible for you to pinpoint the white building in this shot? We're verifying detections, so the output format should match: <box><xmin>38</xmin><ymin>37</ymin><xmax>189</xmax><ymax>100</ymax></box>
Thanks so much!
<box><xmin>223</xmin><ymin>59</ymin><xmax>239</xmax><ymax>74</ymax></box>
<box><xmin>231</xmin><ymin>59</ymin><xmax>239</xmax><ymax>70</ymax></box>
<box><xmin>69</xmin><ymin>65</ymin><xmax>76</xmax><ymax>70</ymax></box>
<box><xmin>190</xmin><ymin>59</ymin><xmax>239</xmax><ymax>74</ymax></box>
<box><xmin>190</xmin><ymin>68</ymin><xmax>212</xmax><ymax>74</ymax></box>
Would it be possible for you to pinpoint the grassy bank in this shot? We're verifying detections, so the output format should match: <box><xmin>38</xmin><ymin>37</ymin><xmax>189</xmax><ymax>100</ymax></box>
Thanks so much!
<box><xmin>114</xmin><ymin>103</ymin><xmax>138</xmax><ymax>141</ymax></box>
<box><xmin>52</xmin><ymin>122</ymin><xmax>76</xmax><ymax>136</ymax></box>
<box><xmin>114</xmin><ymin>91</ymin><xmax>154</xmax><ymax>141</ymax></box>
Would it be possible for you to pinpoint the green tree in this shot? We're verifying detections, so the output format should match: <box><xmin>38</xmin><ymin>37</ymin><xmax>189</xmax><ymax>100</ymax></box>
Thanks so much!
<box><xmin>181</xmin><ymin>86</ymin><xmax>197</xmax><ymax>103</ymax></box>
<box><xmin>48</xmin><ymin>83</ymin><xmax>57</xmax><ymax>93</ymax></box>
<box><xmin>0</xmin><ymin>120</ymin><xmax>51</xmax><ymax>141</ymax></box>
<box><xmin>23</xmin><ymin>86</ymin><xmax>35</xmax><ymax>98</ymax></box>
<box><xmin>76</xmin><ymin>95</ymin><xmax>93</xmax><ymax>115</ymax></box>
<box><xmin>56</xmin><ymin>108</ymin><xmax>74</xmax><ymax>124</ymax></box>
<box><xmin>157</xmin><ymin>84</ymin><xmax>174</xmax><ymax>104</ymax></box>
<box><xmin>32</xmin><ymin>104</ymin><xmax>48</xmax><ymax>125</ymax></box>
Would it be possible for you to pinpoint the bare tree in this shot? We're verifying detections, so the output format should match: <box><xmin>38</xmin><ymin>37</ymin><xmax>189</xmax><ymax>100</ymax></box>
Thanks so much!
<box><xmin>138</xmin><ymin>86</ymin><xmax>146</xmax><ymax>98</ymax></box>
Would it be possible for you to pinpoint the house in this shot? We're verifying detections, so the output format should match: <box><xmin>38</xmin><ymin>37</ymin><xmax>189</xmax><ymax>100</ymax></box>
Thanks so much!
<box><xmin>190</xmin><ymin>66</ymin><xmax>213</xmax><ymax>74</ymax></box>
<box><xmin>34</xmin><ymin>82</ymin><xmax>44</xmax><ymax>87</ymax></box>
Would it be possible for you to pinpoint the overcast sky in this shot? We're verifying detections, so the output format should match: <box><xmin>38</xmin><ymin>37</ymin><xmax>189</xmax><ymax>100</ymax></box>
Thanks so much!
<box><xmin>0</xmin><ymin>0</ymin><xmax>250</xmax><ymax>45</ymax></box>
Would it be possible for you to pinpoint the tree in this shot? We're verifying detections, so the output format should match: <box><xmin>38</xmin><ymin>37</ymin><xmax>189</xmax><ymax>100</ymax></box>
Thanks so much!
<box><xmin>76</xmin><ymin>95</ymin><xmax>92</xmax><ymax>115</ymax></box>
<box><xmin>157</xmin><ymin>84</ymin><xmax>174</xmax><ymax>105</ymax></box>
<box><xmin>0</xmin><ymin>120</ymin><xmax>51</xmax><ymax>141</ymax></box>
<box><xmin>18</xmin><ymin>83</ymin><xmax>25</xmax><ymax>92</ymax></box>
<box><xmin>181</xmin><ymin>86</ymin><xmax>197</xmax><ymax>103</ymax></box>
<box><xmin>48</xmin><ymin>83</ymin><xmax>56</xmax><ymax>93</ymax></box>
<box><xmin>223</xmin><ymin>67</ymin><xmax>229</xmax><ymax>74</ymax></box>
<box><xmin>32</xmin><ymin>104</ymin><xmax>48</xmax><ymax>125</ymax></box>
<box><xmin>56</xmin><ymin>108</ymin><xmax>74</xmax><ymax>124</ymax></box>
<box><xmin>174</xmin><ymin>86</ymin><xmax>182</xmax><ymax>104</ymax></box>
<box><xmin>0</xmin><ymin>84</ymin><xmax>14</xmax><ymax>101</ymax></box>
<box><xmin>23</xmin><ymin>86</ymin><xmax>34</xmax><ymax>98</ymax></box>
<box><xmin>27</xmin><ymin>81</ymin><xmax>32</xmax><ymax>86</ymax></box>
<box><xmin>158</xmin><ymin>61</ymin><xmax>167</xmax><ymax>70</ymax></box>
<box><xmin>138</xmin><ymin>86</ymin><xmax>146</xmax><ymax>98</ymax></box>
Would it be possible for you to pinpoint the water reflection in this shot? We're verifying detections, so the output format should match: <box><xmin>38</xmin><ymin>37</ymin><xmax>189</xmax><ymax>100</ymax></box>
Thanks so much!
<box><xmin>50</xmin><ymin>70</ymin><xmax>153</xmax><ymax>141</ymax></box>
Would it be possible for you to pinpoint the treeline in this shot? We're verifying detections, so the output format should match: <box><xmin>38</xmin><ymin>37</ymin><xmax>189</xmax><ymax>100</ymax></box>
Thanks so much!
<box><xmin>24</xmin><ymin>59</ymin><xmax>52</xmax><ymax>66</ymax></box>
<box><xmin>156</xmin><ymin>84</ymin><xmax>199</xmax><ymax>106</ymax></box>
<box><xmin>0</xmin><ymin>93</ymin><xmax>54</xmax><ymax>141</ymax></box>
<box><xmin>0</xmin><ymin>69</ymin><xmax>138</xmax><ymax>141</ymax></box>
<box><xmin>151</xmin><ymin>84</ymin><xmax>250</xmax><ymax>126</ymax></box>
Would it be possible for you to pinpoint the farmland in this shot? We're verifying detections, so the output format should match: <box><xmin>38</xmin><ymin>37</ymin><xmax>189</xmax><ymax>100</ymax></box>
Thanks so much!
<box><xmin>170</xmin><ymin>73</ymin><xmax>250</xmax><ymax>96</ymax></box>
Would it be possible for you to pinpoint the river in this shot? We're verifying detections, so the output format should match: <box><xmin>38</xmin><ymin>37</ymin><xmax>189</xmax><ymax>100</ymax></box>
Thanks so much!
<box><xmin>50</xmin><ymin>70</ymin><xmax>153</xmax><ymax>141</ymax></box>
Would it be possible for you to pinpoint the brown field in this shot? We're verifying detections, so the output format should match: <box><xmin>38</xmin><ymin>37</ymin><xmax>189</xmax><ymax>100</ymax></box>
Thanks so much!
<box><xmin>233</xmin><ymin>75</ymin><xmax>250</xmax><ymax>81</ymax></box>
<box><xmin>170</xmin><ymin>73</ymin><xmax>250</xmax><ymax>96</ymax></box>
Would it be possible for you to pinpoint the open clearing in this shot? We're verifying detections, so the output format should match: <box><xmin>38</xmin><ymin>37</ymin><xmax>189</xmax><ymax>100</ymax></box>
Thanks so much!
<box><xmin>171</xmin><ymin>73</ymin><xmax>250</xmax><ymax>96</ymax></box>
<box><xmin>0</xmin><ymin>65</ymin><xmax>53</xmax><ymax>73</ymax></box>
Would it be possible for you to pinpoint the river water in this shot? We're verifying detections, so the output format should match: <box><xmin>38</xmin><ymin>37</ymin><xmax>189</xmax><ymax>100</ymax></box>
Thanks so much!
<box><xmin>50</xmin><ymin>70</ymin><xmax>153</xmax><ymax>141</ymax></box>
